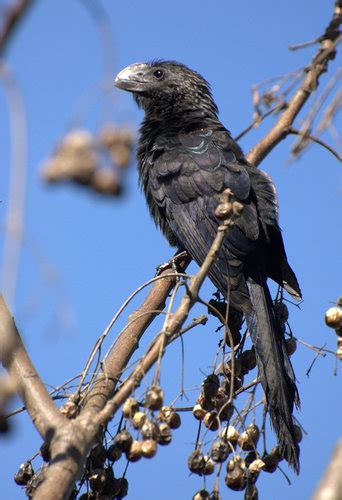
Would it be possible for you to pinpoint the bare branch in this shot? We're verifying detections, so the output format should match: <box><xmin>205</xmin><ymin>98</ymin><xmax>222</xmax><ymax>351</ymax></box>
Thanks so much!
<box><xmin>0</xmin><ymin>0</ymin><xmax>33</xmax><ymax>55</ymax></box>
<box><xmin>313</xmin><ymin>439</ymin><xmax>342</xmax><ymax>500</ymax></box>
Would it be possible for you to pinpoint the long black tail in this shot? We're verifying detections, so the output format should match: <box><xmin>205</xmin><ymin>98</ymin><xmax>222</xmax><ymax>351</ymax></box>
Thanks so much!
<box><xmin>246</xmin><ymin>276</ymin><xmax>300</xmax><ymax>473</ymax></box>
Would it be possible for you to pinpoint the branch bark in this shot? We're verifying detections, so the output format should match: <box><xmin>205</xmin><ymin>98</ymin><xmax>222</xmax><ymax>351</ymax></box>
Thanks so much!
<box><xmin>313</xmin><ymin>439</ymin><xmax>342</xmax><ymax>500</ymax></box>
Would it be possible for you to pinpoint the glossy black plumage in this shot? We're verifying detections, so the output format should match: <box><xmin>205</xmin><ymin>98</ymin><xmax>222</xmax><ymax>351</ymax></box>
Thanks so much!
<box><xmin>115</xmin><ymin>60</ymin><xmax>302</xmax><ymax>471</ymax></box>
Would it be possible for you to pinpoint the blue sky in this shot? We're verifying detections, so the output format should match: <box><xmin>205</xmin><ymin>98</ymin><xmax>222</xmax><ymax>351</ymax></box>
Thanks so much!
<box><xmin>0</xmin><ymin>0</ymin><xmax>341</xmax><ymax>499</ymax></box>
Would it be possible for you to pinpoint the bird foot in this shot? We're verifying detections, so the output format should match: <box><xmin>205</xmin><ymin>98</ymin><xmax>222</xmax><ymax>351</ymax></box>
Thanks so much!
<box><xmin>155</xmin><ymin>251</ymin><xmax>188</xmax><ymax>277</ymax></box>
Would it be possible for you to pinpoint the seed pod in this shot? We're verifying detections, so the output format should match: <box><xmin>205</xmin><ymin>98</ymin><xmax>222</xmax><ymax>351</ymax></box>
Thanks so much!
<box><xmin>244</xmin><ymin>483</ymin><xmax>259</xmax><ymax>500</ymax></box>
<box><xmin>132</xmin><ymin>411</ymin><xmax>147</xmax><ymax>429</ymax></box>
<box><xmin>274</xmin><ymin>302</ymin><xmax>289</xmax><ymax>324</ymax></box>
<box><xmin>193</xmin><ymin>403</ymin><xmax>207</xmax><ymax>420</ymax></box>
<box><xmin>325</xmin><ymin>306</ymin><xmax>342</xmax><ymax>329</ymax></box>
<box><xmin>225</xmin><ymin>456</ymin><xmax>246</xmax><ymax>491</ymax></box>
<box><xmin>188</xmin><ymin>449</ymin><xmax>205</xmax><ymax>475</ymax></box>
<box><xmin>106</xmin><ymin>444</ymin><xmax>122</xmax><ymax>462</ymax></box>
<box><xmin>114</xmin><ymin>430</ymin><xmax>133</xmax><ymax>453</ymax></box>
<box><xmin>126</xmin><ymin>440</ymin><xmax>143</xmax><ymax>462</ymax></box>
<box><xmin>286</xmin><ymin>337</ymin><xmax>297</xmax><ymax>356</ymax></box>
<box><xmin>213</xmin><ymin>395</ymin><xmax>233</xmax><ymax>421</ymax></box>
<box><xmin>262</xmin><ymin>452</ymin><xmax>279</xmax><ymax>473</ymax></box>
<box><xmin>141</xmin><ymin>439</ymin><xmax>157</xmax><ymax>458</ymax></box>
<box><xmin>157</xmin><ymin>422</ymin><xmax>172</xmax><ymax>445</ymax></box>
<box><xmin>220</xmin><ymin>425</ymin><xmax>239</xmax><ymax>445</ymax></box>
<box><xmin>244</xmin><ymin>451</ymin><xmax>257</xmax><ymax>466</ymax></box>
<box><xmin>203</xmin><ymin>411</ymin><xmax>219</xmax><ymax>431</ymax></box>
<box><xmin>293</xmin><ymin>424</ymin><xmax>303</xmax><ymax>443</ymax></box>
<box><xmin>145</xmin><ymin>385</ymin><xmax>164</xmax><ymax>411</ymax></box>
<box><xmin>203</xmin><ymin>455</ymin><xmax>215</xmax><ymax>475</ymax></box>
<box><xmin>239</xmin><ymin>350</ymin><xmax>257</xmax><ymax>372</ymax></box>
<box><xmin>115</xmin><ymin>476</ymin><xmax>129</xmax><ymax>498</ymax></box>
<box><xmin>197</xmin><ymin>393</ymin><xmax>214</xmax><ymax>412</ymax></box>
<box><xmin>157</xmin><ymin>406</ymin><xmax>181</xmax><ymax>429</ymax></box>
<box><xmin>270</xmin><ymin>445</ymin><xmax>284</xmax><ymax>461</ymax></box>
<box><xmin>193</xmin><ymin>490</ymin><xmax>210</xmax><ymax>500</ymax></box>
<box><xmin>60</xmin><ymin>400</ymin><xmax>79</xmax><ymax>419</ymax></box>
<box><xmin>14</xmin><ymin>461</ymin><xmax>34</xmax><ymax>485</ymax></box>
<box><xmin>223</xmin><ymin>358</ymin><xmax>242</xmax><ymax>378</ymax></box>
<box><xmin>228</xmin><ymin>308</ymin><xmax>244</xmax><ymax>335</ymax></box>
<box><xmin>211</xmin><ymin>440</ymin><xmax>230</xmax><ymax>463</ymax></box>
<box><xmin>239</xmin><ymin>424</ymin><xmax>260</xmax><ymax>451</ymax></box>
<box><xmin>89</xmin><ymin>468</ymin><xmax>107</xmax><ymax>492</ymax></box>
<box><xmin>141</xmin><ymin>420</ymin><xmax>159</xmax><ymax>440</ymax></box>
<box><xmin>221</xmin><ymin>375</ymin><xmax>244</xmax><ymax>395</ymax></box>
<box><xmin>122</xmin><ymin>397</ymin><xmax>139</xmax><ymax>419</ymax></box>
<box><xmin>89</xmin><ymin>443</ymin><xmax>107</xmax><ymax>468</ymax></box>
<box><xmin>248</xmin><ymin>459</ymin><xmax>265</xmax><ymax>483</ymax></box>
<box><xmin>202</xmin><ymin>374</ymin><xmax>220</xmax><ymax>398</ymax></box>
<box><xmin>225</xmin><ymin>331</ymin><xmax>242</xmax><ymax>348</ymax></box>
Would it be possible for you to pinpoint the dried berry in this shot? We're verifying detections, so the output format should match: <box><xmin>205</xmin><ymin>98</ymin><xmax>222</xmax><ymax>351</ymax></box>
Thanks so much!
<box><xmin>114</xmin><ymin>430</ymin><xmax>133</xmax><ymax>453</ymax></box>
<box><xmin>286</xmin><ymin>337</ymin><xmax>297</xmax><ymax>356</ymax></box>
<box><xmin>293</xmin><ymin>424</ymin><xmax>303</xmax><ymax>443</ymax></box>
<box><xmin>203</xmin><ymin>455</ymin><xmax>215</xmax><ymax>475</ymax></box>
<box><xmin>211</xmin><ymin>440</ymin><xmax>230</xmax><ymax>463</ymax></box>
<box><xmin>106</xmin><ymin>443</ymin><xmax>122</xmax><ymax>462</ymax></box>
<box><xmin>223</xmin><ymin>358</ymin><xmax>242</xmax><ymax>378</ymax></box>
<box><xmin>226</xmin><ymin>456</ymin><xmax>246</xmax><ymax>491</ymax></box>
<box><xmin>239</xmin><ymin>350</ymin><xmax>257</xmax><ymax>372</ymax></box>
<box><xmin>213</xmin><ymin>394</ymin><xmax>233</xmax><ymax>421</ymax></box>
<box><xmin>126</xmin><ymin>440</ymin><xmax>143</xmax><ymax>462</ymax></box>
<box><xmin>188</xmin><ymin>449</ymin><xmax>205</xmax><ymax>475</ymax></box>
<box><xmin>220</xmin><ymin>425</ymin><xmax>240</xmax><ymax>445</ymax></box>
<box><xmin>122</xmin><ymin>397</ymin><xmax>139</xmax><ymax>419</ymax></box>
<box><xmin>244</xmin><ymin>483</ymin><xmax>259</xmax><ymax>500</ymax></box>
<box><xmin>14</xmin><ymin>461</ymin><xmax>34</xmax><ymax>486</ymax></box>
<box><xmin>203</xmin><ymin>411</ymin><xmax>219</xmax><ymax>431</ymax></box>
<box><xmin>197</xmin><ymin>393</ymin><xmax>214</xmax><ymax>412</ymax></box>
<box><xmin>89</xmin><ymin>468</ymin><xmax>107</xmax><ymax>492</ymax></box>
<box><xmin>193</xmin><ymin>490</ymin><xmax>210</xmax><ymax>500</ymax></box>
<box><xmin>274</xmin><ymin>302</ymin><xmax>289</xmax><ymax>324</ymax></box>
<box><xmin>192</xmin><ymin>404</ymin><xmax>207</xmax><ymax>420</ymax></box>
<box><xmin>157</xmin><ymin>406</ymin><xmax>181</xmax><ymax>429</ymax></box>
<box><xmin>262</xmin><ymin>452</ymin><xmax>279</xmax><ymax>473</ymax></box>
<box><xmin>225</xmin><ymin>331</ymin><xmax>242</xmax><ymax>348</ymax></box>
<box><xmin>132</xmin><ymin>411</ymin><xmax>147</xmax><ymax>429</ymax></box>
<box><xmin>89</xmin><ymin>443</ymin><xmax>106</xmax><ymax>468</ymax></box>
<box><xmin>248</xmin><ymin>459</ymin><xmax>265</xmax><ymax>483</ymax></box>
<box><xmin>141</xmin><ymin>420</ymin><xmax>159</xmax><ymax>440</ymax></box>
<box><xmin>141</xmin><ymin>439</ymin><xmax>157</xmax><ymax>458</ymax></box>
<box><xmin>145</xmin><ymin>385</ymin><xmax>164</xmax><ymax>410</ymax></box>
<box><xmin>91</xmin><ymin>169</ymin><xmax>121</xmax><ymax>196</ymax></box>
<box><xmin>157</xmin><ymin>422</ymin><xmax>172</xmax><ymax>445</ymax></box>
<box><xmin>202</xmin><ymin>374</ymin><xmax>220</xmax><ymax>398</ymax></box>
<box><xmin>238</xmin><ymin>424</ymin><xmax>260</xmax><ymax>451</ymax></box>
<box><xmin>115</xmin><ymin>476</ymin><xmax>129</xmax><ymax>498</ymax></box>
<box><xmin>325</xmin><ymin>306</ymin><xmax>342</xmax><ymax>329</ymax></box>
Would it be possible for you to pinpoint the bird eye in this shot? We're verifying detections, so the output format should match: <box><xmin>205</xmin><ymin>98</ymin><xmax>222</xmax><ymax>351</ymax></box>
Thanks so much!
<box><xmin>153</xmin><ymin>69</ymin><xmax>164</xmax><ymax>79</ymax></box>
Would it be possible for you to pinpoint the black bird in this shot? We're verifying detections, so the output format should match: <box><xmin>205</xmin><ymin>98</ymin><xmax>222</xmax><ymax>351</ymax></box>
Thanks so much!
<box><xmin>114</xmin><ymin>61</ymin><xmax>301</xmax><ymax>471</ymax></box>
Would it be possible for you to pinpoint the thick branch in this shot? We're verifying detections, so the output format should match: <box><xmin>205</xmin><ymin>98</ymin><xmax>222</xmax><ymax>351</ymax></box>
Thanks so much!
<box><xmin>313</xmin><ymin>439</ymin><xmax>342</xmax><ymax>500</ymax></box>
<box><xmin>246</xmin><ymin>2</ymin><xmax>341</xmax><ymax>166</ymax></box>
<box><xmin>0</xmin><ymin>296</ymin><xmax>64</xmax><ymax>438</ymax></box>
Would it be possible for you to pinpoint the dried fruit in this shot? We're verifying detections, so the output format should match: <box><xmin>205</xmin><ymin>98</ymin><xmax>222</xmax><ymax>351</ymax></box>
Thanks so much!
<box><xmin>197</xmin><ymin>393</ymin><xmax>214</xmax><ymax>412</ymax></box>
<box><xmin>106</xmin><ymin>444</ymin><xmax>122</xmax><ymax>462</ymax></box>
<box><xmin>141</xmin><ymin>439</ymin><xmax>157</xmax><ymax>458</ymax></box>
<box><xmin>239</xmin><ymin>350</ymin><xmax>257</xmax><ymax>372</ymax></box>
<box><xmin>248</xmin><ymin>459</ymin><xmax>265</xmax><ymax>483</ymax></box>
<box><xmin>203</xmin><ymin>411</ymin><xmax>219</xmax><ymax>431</ymax></box>
<box><xmin>193</xmin><ymin>490</ymin><xmax>210</xmax><ymax>500</ymax></box>
<box><xmin>145</xmin><ymin>385</ymin><xmax>164</xmax><ymax>410</ymax></box>
<box><xmin>226</xmin><ymin>456</ymin><xmax>246</xmax><ymax>491</ymax></box>
<box><xmin>220</xmin><ymin>425</ymin><xmax>239</xmax><ymax>445</ymax></box>
<box><xmin>211</xmin><ymin>440</ymin><xmax>230</xmax><ymax>463</ymax></box>
<box><xmin>157</xmin><ymin>406</ymin><xmax>181</xmax><ymax>429</ymax></box>
<box><xmin>188</xmin><ymin>449</ymin><xmax>205</xmax><ymax>475</ymax></box>
<box><xmin>262</xmin><ymin>452</ymin><xmax>279</xmax><ymax>473</ymax></box>
<box><xmin>193</xmin><ymin>404</ymin><xmax>207</xmax><ymax>420</ymax></box>
<box><xmin>132</xmin><ymin>411</ymin><xmax>147</xmax><ymax>429</ymax></box>
<box><xmin>203</xmin><ymin>455</ymin><xmax>215</xmax><ymax>475</ymax></box>
<box><xmin>293</xmin><ymin>424</ymin><xmax>303</xmax><ymax>443</ymax></box>
<box><xmin>157</xmin><ymin>422</ymin><xmax>172</xmax><ymax>445</ymax></box>
<box><xmin>238</xmin><ymin>424</ymin><xmax>260</xmax><ymax>451</ymax></box>
<box><xmin>89</xmin><ymin>468</ymin><xmax>107</xmax><ymax>491</ymax></box>
<box><xmin>223</xmin><ymin>358</ymin><xmax>242</xmax><ymax>378</ymax></box>
<box><xmin>122</xmin><ymin>397</ymin><xmax>139</xmax><ymax>419</ymax></box>
<box><xmin>325</xmin><ymin>306</ymin><xmax>342</xmax><ymax>329</ymax></box>
<box><xmin>141</xmin><ymin>420</ymin><xmax>159</xmax><ymax>440</ymax></box>
<box><xmin>286</xmin><ymin>337</ymin><xmax>297</xmax><ymax>356</ymax></box>
<box><xmin>126</xmin><ymin>440</ymin><xmax>143</xmax><ymax>462</ymax></box>
<box><xmin>91</xmin><ymin>169</ymin><xmax>121</xmax><ymax>196</ymax></box>
<box><xmin>14</xmin><ymin>461</ymin><xmax>34</xmax><ymax>486</ymax></box>
<box><xmin>115</xmin><ymin>476</ymin><xmax>129</xmax><ymax>498</ymax></box>
<box><xmin>274</xmin><ymin>302</ymin><xmax>289</xmax><ymax>324</ymax></box>
<box><xmin>202</xmin><ymin>374</ymin><xmax>220</xmax><ymax>398</ymax></box>
<box><xmin>89</xmin><ymin>443</ymin><xmax>106</xmax><ymax>467</ymax></box>
<box><xmin>114</xmin><ymin>430</ymin><xmax>133</xmax><ymax>453</ymax></box>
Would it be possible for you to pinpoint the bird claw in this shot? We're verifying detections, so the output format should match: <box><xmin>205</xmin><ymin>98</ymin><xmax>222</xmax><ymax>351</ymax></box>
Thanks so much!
<box><xmin>155</xmin><ymin>251</ymin><xmax>188</xmax><ymax>277</ymax></box>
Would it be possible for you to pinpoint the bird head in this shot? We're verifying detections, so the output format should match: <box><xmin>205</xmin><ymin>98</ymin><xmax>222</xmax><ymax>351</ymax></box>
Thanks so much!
<box><xmin>114</xmin><ymin>60</ymin><xmax>218</xmax><ymax>118</ymax></box>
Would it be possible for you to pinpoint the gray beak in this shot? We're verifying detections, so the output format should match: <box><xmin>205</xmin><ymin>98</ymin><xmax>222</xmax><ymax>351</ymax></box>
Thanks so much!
<box><xmin>114</xmin><ymin>63</ymin><xmax>149</xmax><ymax>92</ymax></box>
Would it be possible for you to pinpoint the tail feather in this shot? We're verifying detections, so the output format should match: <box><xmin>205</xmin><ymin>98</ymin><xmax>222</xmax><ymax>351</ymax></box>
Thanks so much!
<box><xmin>246</xmin><ymin>276</ymin><xmax>300</xmax><ymax>473</ymax></box>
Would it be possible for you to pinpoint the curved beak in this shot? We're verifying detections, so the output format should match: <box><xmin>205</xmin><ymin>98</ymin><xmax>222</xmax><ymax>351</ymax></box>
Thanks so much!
<box><xmin>114</xmin><ymin>63</ymin><xmax>149</xmax><ymax>92</ymax></box>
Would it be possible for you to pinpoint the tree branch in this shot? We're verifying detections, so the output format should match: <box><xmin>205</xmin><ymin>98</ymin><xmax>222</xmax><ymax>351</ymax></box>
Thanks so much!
<box><xmin>313</xmin><ymin>439</ymin><xmax>342</xmax><ymax>500</ymax></box>
<box><xmin>246</xmin><ymin>1</ymin><xmax>341</xmax><ymax>166</ymax></box>
<box><xmin>0</xmin><ymin>0</ymin><xmax>33</xmax><ymax>55</ymax></box>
